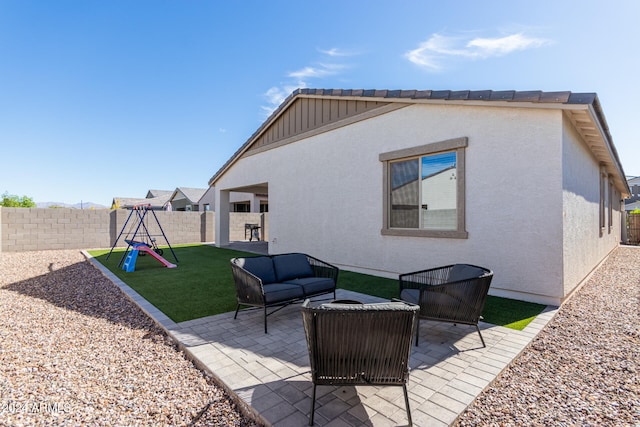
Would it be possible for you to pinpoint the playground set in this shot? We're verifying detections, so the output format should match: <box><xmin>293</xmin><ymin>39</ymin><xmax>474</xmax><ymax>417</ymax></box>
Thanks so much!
<box><xmin>106</xmin><ymin>204</ymin><xmax>178</xmax><ymax>272</ymax></box>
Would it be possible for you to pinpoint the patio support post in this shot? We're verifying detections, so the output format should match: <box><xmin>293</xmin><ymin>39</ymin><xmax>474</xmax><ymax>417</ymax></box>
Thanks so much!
<box><xmin>215</xmin><ymin>189</ymin><xmax>230</xmax><ymax>247</ymax></box>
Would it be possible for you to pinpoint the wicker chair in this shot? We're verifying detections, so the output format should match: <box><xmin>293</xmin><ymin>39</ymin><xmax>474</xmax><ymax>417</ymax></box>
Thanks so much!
<box><xmin>301</xmin><ymin>299</ymin><xmax>419</xmax><ymax>426</ymax></box>
<box><xmin>399</xmin><ymin>264</ymin><xmax>493</xmax><ymax>347</ymax></box>
<box><xmin>231</xmin><ymin>253</ymin><xmax>338</xmax><ymax>333</ymax></box>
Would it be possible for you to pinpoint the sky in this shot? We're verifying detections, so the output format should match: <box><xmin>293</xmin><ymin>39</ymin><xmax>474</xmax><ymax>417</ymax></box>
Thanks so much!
<box><xmin>1</xmin><ymin>1</ymin><xmax>639</xmax><ymax>206</ymax></box>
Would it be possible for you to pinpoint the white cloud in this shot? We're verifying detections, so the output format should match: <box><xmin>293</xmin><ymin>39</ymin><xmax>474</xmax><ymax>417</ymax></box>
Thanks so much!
<box><xmin>467</xmin><ymin>33</ymin><xmax>550</xmax><ymax>57</ymax></box>
<box><xmin>406</xmin><ymin>32</ymin><xmax>551</xmax><ymax>71</ymax></box>
<box><xmin>261</xmin><ymin>83</ymin><xmax>305</xmax><ymax>117</ymax></box>
<box><xmin>262</xmin><ymin>48</ymin><xmax>354</xmax><ymax>117</ymax></box>
<box><xmin>288</xmin><ymin>63</ymin><xmax>347</xmax><ymax>79</ymax></box>
<box><xmin>318</xmin><ymin>47</ymin><xmax>356</xmax><ymax>57</ymax></box>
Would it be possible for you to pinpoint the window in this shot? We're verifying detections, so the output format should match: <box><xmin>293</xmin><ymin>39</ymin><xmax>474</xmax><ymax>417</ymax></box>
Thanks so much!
<box><xmin>380</xmin><ymin>137</ymin><xmax>467</xmax><ymax>238</ymax></box>
<box><xmin>260</xmin><ymin>201</ymin><xmax>269</xmax><ymax>213</ymax></box>
<box><xmin>599</xmin><ymin>168</ymin><xmax>606</xmax><ymax>236</ymax></box>
<box><xmin>233</xmin><ymin>202</ymin><xmax>250</xmax><ymax>213</ymax></box>
<box><xmin>608</xmin><ymin>177</ymin><xmax>614</xmax><ymax>233</ymax></box>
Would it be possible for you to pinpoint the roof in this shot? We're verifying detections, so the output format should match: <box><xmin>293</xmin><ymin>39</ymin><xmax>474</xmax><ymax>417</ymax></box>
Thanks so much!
<box><xmin>112</xmin><ymin>194</ymin><xmax>171</xmax><ymax>209</ymax></box>
<box><xmin>209</xmin><ymin>88</ymin><xmax>629</xmax><ymax>196</ymax></box>
<box><xmin>147</xmin><ymin>189</ymin><xmax>174</xmax><ymax>198</ymax></box>
<box><xmin>625</xmin><ymin>201</ymin><xmax>640</xmax><ymax>211</ymax></box>
<box><xmin>170</xmin><ymin>187</ymin><xmax>207</xmax><ymax>204</ymax></box>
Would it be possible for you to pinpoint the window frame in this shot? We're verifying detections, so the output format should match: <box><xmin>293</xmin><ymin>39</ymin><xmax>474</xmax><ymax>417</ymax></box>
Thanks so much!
<box><xmin>380</xmin><ymin>137</ymin><xmax>468</xmax><ymax>239</ymax></box>
<box><xmin>608</xmin><ymin>176</ymin><xmax>614</xmax><ymax>234</ymax></box>
<box><xmin>599</xmin><ymin>167</ymin><xmax>606</xmax><ymax>236</ymax></box>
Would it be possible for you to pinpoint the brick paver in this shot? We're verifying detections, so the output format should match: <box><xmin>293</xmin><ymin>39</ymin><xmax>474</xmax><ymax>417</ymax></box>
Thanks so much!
<box><xmin>89</xmin><ymin>249</ymin><xmax>557</xmax><ymax>427</ymax></box>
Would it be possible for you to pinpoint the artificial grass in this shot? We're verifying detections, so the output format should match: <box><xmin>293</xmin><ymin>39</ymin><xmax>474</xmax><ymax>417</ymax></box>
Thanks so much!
<box><xmin>90</xmin><ymin>245</ymin><xmax>257</xmax><ymax>323</ymax></box>
<box><xmin>337</xmin><ymin>270</ymin><xmax>546</xmax><ymax>330</ymax></box>
<box><xmin>90</xmin><ymin>244</ymin><xmax>546</xmax><ymax>329</ymax></box>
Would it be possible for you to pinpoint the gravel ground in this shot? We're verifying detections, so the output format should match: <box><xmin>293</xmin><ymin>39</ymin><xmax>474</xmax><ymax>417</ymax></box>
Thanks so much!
<box><xmin>456</xmin><ymin>246</ymin><xmax>640</xmax><ymax>426</ymax></box>
<box><xmin>1</xmin><ymin>248</ymin><xmax>638</xmax><ymax>426</ymax></box>
<box><xmin>0</xmin><ymin>250</ymin><xmax>260</xmax><ymax>427</ymax></box>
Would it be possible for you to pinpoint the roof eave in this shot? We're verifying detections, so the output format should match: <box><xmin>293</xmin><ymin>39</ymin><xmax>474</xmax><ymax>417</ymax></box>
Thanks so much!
<box><xmin>586</xmin><ymin>103</ymin><xmax>630</xmax><ymax>197</ymax></box>
<box><xmin>208</xmin><ymin>89</ymin><xmax>629</xmax><ymax>198</ymax></box>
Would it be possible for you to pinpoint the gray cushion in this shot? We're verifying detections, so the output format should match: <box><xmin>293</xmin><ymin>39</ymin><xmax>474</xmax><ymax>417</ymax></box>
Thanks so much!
<box><xmin>237</xmin><ymin>256</ymin><xmax>277</xmax><ymax>284</ymax></box>
<box><xmin>448</xmin><ymin>264</ymin><xmax>485</xmax><ymax>282</ymax></box>
<box><xmin>273</xmin><ymin>253</ymin><xmax>313</xmax><ymax>282</ymax></box>
<box><xmin>284</xmin><ymin>277</ymin><xmax>335</xmax><ymax>297</ymax></box>
<box><xmin>263</xmin><ymin>283</ymin><xmax>305</xmax><ymax>304</ymax></box>
<box><xmin>319</xmin><ymin>300</ymin><xmax>419</xmax><ymax>312</ymax></box>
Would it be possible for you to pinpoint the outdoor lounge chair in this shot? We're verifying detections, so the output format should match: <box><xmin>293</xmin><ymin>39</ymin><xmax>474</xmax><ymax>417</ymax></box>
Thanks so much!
<box><xmin>399</xmin><ymin>264</ymin><xmax>493</xmax><ymax>347</ymax></box>
<box><xmin>301</xmin><ymin>299</ymin><xmax>419</xmax><ymax>426</ymax></box>
<box><xmin>230</xmin><ymin>253</ymin><xmax>338</xmax><ymax>333</ymax></box>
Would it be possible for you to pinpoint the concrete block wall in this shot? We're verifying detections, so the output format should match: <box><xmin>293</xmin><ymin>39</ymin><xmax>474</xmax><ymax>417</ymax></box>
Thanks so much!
<box><xmin>229</xmin><ymin>212</ymin><xmax>269</xmax><ymax>241</ymax></box>
<box><xmin>115</xmin><ymin>210</ymin><xmax>208</xmax><ymax>247</ymax></box>
<box><xmin>0</xmin><ymin>207</ymin><xmax>268</xmax><ymax>252</ymax></box>
<box><xmin>0</xmin><ymin>207</ymin><xmax>113</xmax><ymax>251</ymax></box>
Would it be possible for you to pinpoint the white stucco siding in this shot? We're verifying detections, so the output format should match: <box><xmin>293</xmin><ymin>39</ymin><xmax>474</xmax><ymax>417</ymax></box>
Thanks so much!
<box><xmin>370</xmin><ymin>104</ymin><xmax>564</xmax><ymax>303</ymax></box>
<box><xmin>562</xmin><ymin>117</ymin><xmax>620</xmax><ymax>298</ymax></box>
<box><xmin>215</xmin><ymin>103</ymin><xmax>569</xmax><ymax>304</ymax></box>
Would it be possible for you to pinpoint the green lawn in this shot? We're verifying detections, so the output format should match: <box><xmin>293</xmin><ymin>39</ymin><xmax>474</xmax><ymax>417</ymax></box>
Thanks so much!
<box><xmin>90</xmin><ymin>244</ymin><xmax>546</xmax><ymax>330</ymax></box>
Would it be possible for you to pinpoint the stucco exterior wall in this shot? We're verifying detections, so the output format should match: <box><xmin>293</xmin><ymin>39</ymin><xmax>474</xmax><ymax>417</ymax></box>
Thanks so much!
<box><xmin>215</xmin><ymin>104</ymin><xmax>574</xmax><ymax>304</ymax></box>
<box><xmin>561</xmin><ymin>117</ymin><xmax>621</xmax><ymax>297</ymax></box>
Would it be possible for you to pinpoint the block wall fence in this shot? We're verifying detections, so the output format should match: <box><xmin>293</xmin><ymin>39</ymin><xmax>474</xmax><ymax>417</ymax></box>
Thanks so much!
<box><xmin>0</xmin><ymin>207</ymin><xmax>268</xmax><ymax>253</ymax></box>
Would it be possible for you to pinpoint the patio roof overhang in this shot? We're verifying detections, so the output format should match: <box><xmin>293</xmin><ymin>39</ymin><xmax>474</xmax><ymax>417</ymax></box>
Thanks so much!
<box><xmin>224</xmin><ymin>183</ymin><xmax>269</xmax><ymax>194</ymax></box>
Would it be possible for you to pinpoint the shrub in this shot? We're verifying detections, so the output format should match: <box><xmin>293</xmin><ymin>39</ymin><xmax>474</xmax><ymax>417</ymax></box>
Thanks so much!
<box><xmin>1</xmin><ymin>192</ymin><xmax>36</xmax><ymax>208</ymax></box>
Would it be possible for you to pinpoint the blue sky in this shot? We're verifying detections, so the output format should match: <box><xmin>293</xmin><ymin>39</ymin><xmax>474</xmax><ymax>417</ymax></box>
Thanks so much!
<box><xmin>1</xmin><ymin>1</ymin><xmax>639</xmax><ymax>206</ymax></box>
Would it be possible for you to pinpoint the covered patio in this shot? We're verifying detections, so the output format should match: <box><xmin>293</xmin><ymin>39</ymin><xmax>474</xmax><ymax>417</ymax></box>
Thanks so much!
<box><xmin>215</xmin><ymin>183</ymin><xmax>269</xmax><ymax>249</ymax></box>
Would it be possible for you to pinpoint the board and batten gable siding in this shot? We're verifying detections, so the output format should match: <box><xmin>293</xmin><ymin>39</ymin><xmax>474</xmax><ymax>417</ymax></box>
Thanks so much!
<box><xmin>243</xmin><ymin>97</ymin><xmax>390</xmax><ymax>154</ymax></box>
<box><xmin>215</xmin><ymin>103</ymin><xmax>573</xmax><ymax>305</ymax></box>
<box><xmin>561</xmin><ymin>114</ymin><xmax>621</xmax><ymax>297</ymax></box>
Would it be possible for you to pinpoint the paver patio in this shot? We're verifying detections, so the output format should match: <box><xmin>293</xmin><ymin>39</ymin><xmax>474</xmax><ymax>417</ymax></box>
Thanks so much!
<box><xmin>88</xmin><ymin>245</ymin><xmax>557</xmax><ymax>427</ymax></box>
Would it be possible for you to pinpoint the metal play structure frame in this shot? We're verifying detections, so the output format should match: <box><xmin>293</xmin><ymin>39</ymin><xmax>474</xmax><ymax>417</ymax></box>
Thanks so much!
<box><xmin>106</xmin><ymin>204</ymin><xmax>178</xmax><ymax>267</ymax></box>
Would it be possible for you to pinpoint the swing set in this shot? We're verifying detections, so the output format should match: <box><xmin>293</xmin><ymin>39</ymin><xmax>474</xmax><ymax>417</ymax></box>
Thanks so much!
<box><xmin>106</xmin><ymin>204</ymin><xmax>178</xmax><ymax>271</ymax></box>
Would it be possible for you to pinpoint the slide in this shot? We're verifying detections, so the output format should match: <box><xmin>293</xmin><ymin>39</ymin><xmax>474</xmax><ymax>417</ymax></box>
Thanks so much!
<box><xmin>137</xmin><ymin>245</ymin><xmax>177</xmax><ymax>268</ymax></box>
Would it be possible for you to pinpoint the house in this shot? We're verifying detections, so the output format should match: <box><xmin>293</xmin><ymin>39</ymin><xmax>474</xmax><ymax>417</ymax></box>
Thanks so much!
<box><xmin>625</xmin><ymin>200</ymin><xmax>640</xmax><ymax>212</ymax></box>
<box><xmin>167</xmin><ymin>187</ymin><xmax>208</xmax><ymax>211</ymax></box>
<box><xmin>625</xmin><ymin>176</ymin><xmax>640</xmax><ymax>205</ymax></box>
<box><xmin>207</xmin><ymin>89</ymin><xmax>630</xmax><ymax>305</ymax></box>
<box><xmin>111</xmin><ymin>189</ymin><xmax>173</xmax><ymax>210</ymax></box>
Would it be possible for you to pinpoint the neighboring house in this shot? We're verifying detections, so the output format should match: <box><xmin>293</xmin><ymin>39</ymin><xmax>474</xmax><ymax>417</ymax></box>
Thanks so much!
<box><xmin>111</xmin><ymin>190</ymin><xmax>173</xmax><ymax>210</ymax></box>
<box><xmin>168</xmin><ymin>187</ymin><xmax>208</xmax><ymax>211</ymax></box>
<box><xmin>625</xmin><ymin>176</ymin><xmax>640</xmax><ymax>205</ymax></box>
<box><xmin>625</xmin><ymin>200</ymin><xmax>640</xmax><ymax>212</ymax></box>
<box><xmin>207</xmin><ymin>88</ymin><xmax>630</xmax><ymax>305</ymax></box>
<box><xmin>198</xmin><ymin>186</ymin><xmax>215</xmax><ymax>211</ymax></box>
<box><xmin>146</xmin><ymin>189</ymin><xmax>174</xmax><ymax>199</ymax></box>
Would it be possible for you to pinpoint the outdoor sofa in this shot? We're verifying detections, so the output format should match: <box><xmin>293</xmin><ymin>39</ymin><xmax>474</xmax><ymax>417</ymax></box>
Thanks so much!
<box><xmin>230</xmin><ymin>253</ymin><xmax>338</xmax><ymax>333</ymax></box>
<box><xmin>399</xmin><ymin>263</ymin><xmax>493</xmax><ymax>346</ymax></box>
<box><xmin>301</xmin><ymin>299</ymin><xmax>419</xmax><ymax>426</ymax></box>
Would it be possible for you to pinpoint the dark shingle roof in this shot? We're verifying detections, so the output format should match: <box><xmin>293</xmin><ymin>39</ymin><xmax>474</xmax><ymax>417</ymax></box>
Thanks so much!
<box><xmin>295</xmin><ymin>88</ymin><xmax>597</xmax><ymax>105</ymax></box>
